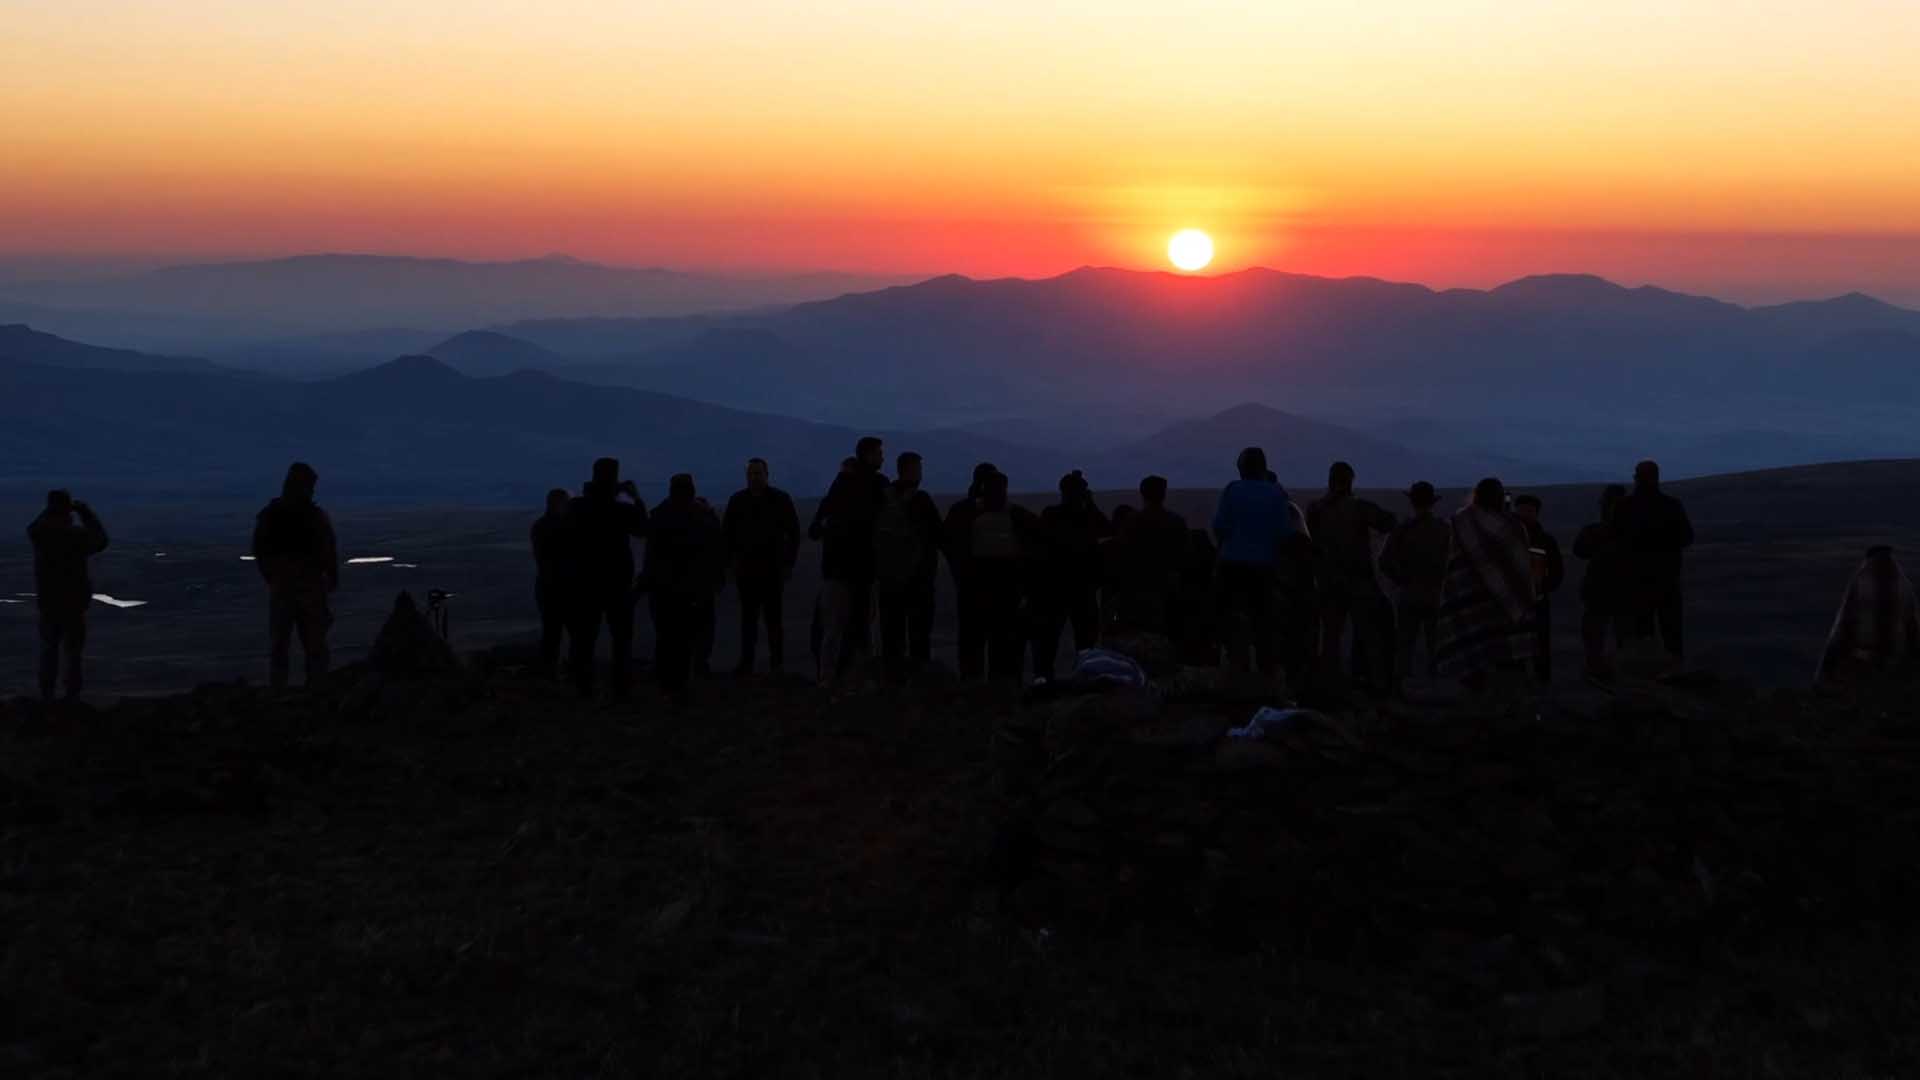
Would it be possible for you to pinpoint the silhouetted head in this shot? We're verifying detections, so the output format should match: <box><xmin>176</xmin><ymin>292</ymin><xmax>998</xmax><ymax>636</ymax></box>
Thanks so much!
<box><xmin>855</xmin><ymin>437</ymin><xmax>884</xmax><ymax>471</ymax></box>
<box><xmin>982</xmin><ymin>469</ymin><xmax>1010</xmax><ymax>510</ymax></box>
<box><xmin>45</xmin><ymin>489</ymin><xmax>73</xmax><ymax>516</ymax></box>
<box><xmin>746</xmin><ymin>457</ymin><xmax>769</xmax><ymax>493</ymax></box>
<box><xmin>545</xmin><ymin>488</ymin><xmax>570</xmax><ymax>516</ymax></box>
<box><xmin>1328</xmin><ymin>461</ymin><xmax>1356</xmax><ymax>493</ymax></box>
<box><xmin>1236</xmin><ymin>447</ymin><xmax>1268</xmax><ymax>480</ymax></box>
<box><xmin>283</xmin><ymin>462</ymin><xmax>318</xmax><ymax>501</ymax></box>
<box><xmin>896</xmin><ymin>452</ymin><xmax>923</xmax><ymax>490</ymax></box>
<box><xmin>591</xmin><ymin>457</ymin><xmax>620</xmax><ymax>491</ymax></box>
<box><xmin>1599</xmin><ymin>483</ymin><xmax>1627</xmax><ymax>521</ymax></box>
<box><xmin>1512</xmin><ymin>494</ymin><xmax>1542</xmax><ymax>524</ymax></box>
<box><xmin>669</xmin><ymin>473</ymin><xmax>696</xmax><ymax>503</ymax></box>
<box><xmin>1406</xmin><ymin>481</ymin><xmax>1439</xmax><ymax>513</ymax></box>
<box><xmin>1139</xmin><ymin>475</ymin><xmax>1168</xmax><ymax>506</ymax></box>
<box><xmin>1059</xmin><ymin>470</ymin><xmax>1088</xmax><ymax>500</ymax></box>
<box><xmin>968</xmin><ymin>461</ymin><xmax>998</xmax><ymax>499</ymax></box>
<box><xmin>1634</xmin><ymin>460</ymin><xmax>1661</xmax><ymax>491</ymax></box>
<box><xmin>1472</xmin><ymin>477</ymin><xmax>1506</xmax><ymax>511</ymax></box>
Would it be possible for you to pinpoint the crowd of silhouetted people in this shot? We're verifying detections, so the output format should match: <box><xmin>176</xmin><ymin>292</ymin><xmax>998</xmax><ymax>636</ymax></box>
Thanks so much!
<box><xmin>23</xmin><ymin>446</ymin><xmax>1920</xmax><ymax>706</ymax></box>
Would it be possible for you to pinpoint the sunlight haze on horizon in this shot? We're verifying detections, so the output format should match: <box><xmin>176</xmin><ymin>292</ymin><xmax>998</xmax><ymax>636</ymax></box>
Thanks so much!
<box><xmin>5</xmin><ymin>1</ymin><xmax>1920</xmax><ymax>302</ymax></box>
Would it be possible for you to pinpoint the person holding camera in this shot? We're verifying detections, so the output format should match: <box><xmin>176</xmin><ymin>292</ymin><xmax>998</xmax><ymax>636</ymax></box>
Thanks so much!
<box><xmin>566</xmin><ymin>457</ymin><xmax>649</xmax><ymax>701</ymax></box>
<box><xmin>27</xmin><ymin>489</ymin><xmax>110</xmax><ymax>703</ymax></box>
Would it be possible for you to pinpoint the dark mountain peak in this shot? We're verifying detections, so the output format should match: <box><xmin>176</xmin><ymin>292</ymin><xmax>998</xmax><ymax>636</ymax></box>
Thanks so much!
<box><xmin>0</xmin><ymin>323</ymin><xmax>215</xmax><ymax>372</ymax></box>
<box><xmin>1491</xmin><ymin>273</ymin><xmax>1627</xmax><ymax>299</ymax></box>
<box><xmin>345</xmin><ymin>354</ymin><xmax>465</xmax><ymax>384</ymax></box>
<box><xmin>1209</xmin><ymin>402</ymin><xmax>1306</xmax><ymax>425</ymax></box>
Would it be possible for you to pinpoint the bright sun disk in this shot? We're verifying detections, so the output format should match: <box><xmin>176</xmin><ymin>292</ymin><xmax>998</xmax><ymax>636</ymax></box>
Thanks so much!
<box><xmin>1168</xmin><ymin>229</ymin><xmax>1214</xmax><ymax>272</ymax></box>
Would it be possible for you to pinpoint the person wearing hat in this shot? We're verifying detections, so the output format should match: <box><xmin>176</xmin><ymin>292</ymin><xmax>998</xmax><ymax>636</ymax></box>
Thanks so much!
<box><xmin>1511</xmin><ymin>494</ymin><xmax>1565</xmax><ymax>682</ymax></box>
<box><xmin>1378</xmin><ymin>481</ymin><xmax>1451</xmax><ymax>691</ymax></box>
<box><xmin>1031</xmin><ymin>469</ymin><xmax>1112</xmax><ymax>681</ymax></box>
<box><xmin>252</xmin><ymin>462</ymin><xmax>338</xmax><ymax>691</ymax></box>
<box><xmin>567</xmin><ymin>456</ymin><xmax>649</xmax><ymax>701</ymax></box>
<box><xmin>27</xmin><ymin>489</ymin><xmax>110</xmax><ymax>703</ymax></box>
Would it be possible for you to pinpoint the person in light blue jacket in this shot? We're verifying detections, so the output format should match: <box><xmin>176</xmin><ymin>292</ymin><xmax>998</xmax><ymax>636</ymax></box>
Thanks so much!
<box><xmin>1211</xmin><ymin>447</ymin><xmax>1294</xmax><ymax>673</ymax></box>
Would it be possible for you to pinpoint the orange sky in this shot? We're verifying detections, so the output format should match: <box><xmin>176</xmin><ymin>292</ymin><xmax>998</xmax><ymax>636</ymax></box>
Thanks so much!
<box><xmin>5</xmin><ymin>2</ymin><xmax>1919</xmax><ymax>300</ymax></box>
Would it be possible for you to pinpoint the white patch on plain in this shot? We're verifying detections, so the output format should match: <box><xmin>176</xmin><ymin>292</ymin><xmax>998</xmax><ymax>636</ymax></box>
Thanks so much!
<box><xmin>346</xmin><ymin>556</ymin><xmax>394</xmax><ymax>565</ymax></box>
<box><xmin>91</xmin><ymin>594</ymin><xmax>148</xmax><ymax>609</ymax></box>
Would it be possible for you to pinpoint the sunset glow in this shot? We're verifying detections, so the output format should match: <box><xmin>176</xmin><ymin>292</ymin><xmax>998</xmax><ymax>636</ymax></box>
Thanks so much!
<box><xmin>1168</xmin><ymin>230</ymin><xmax>1214</xmax><ymax>273</ymax></box>
<box><xmin>4</xmin><ymin>2</ymin><xmax>1919</xmax><ymax>300</ymax></box>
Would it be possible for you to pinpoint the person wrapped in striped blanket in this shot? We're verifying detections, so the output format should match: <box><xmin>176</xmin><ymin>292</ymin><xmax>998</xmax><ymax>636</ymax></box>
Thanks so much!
<box><xmin>1433</xmin><ymin>478</ymin><xmax>1537</xmax><ymax>687</ymax></box>
<box><xmin>1816</xmin><ymin>545</ymin><xmax>1920</xmax><ymax>687</ymax></box>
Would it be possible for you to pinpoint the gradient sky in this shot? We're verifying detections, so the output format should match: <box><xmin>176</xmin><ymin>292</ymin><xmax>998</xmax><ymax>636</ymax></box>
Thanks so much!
<box><xmin>5</xmin><ymin>1</ymin><xmax>1919</xmax><ymax>301</ymax></box>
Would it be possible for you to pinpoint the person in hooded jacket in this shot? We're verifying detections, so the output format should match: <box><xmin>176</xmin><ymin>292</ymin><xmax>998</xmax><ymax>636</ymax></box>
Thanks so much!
<box><xmin>566</xmin><ymin>457</ymin><xmax>649</xmax><ymax>700</ymax></box>
<box><xmin>252</xmin><ymin>462</ymin><xmax>339</xmax><ymax>690</ymax></box>
<box><xmin>1031</xmin><ymin>470</ymin><xmax>1112</xmax><ymax>680</ymax></box>
<box><xmin>27</xmin><ymin>489</ymin><xmax>109</xmax><ymax>703</ymax></box>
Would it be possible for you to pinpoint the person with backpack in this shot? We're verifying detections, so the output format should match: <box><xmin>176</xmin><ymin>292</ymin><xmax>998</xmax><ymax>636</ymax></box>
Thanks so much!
<box><xmin>251</xmin><ymin>462</ymin><xmax>339</xmax><ymax>690</ymax></box>
<box><xmin>27</xmin><ymin>489</ymin><xmax>109</xmax><ymax>703</ymax></box>
<box><xmin>947</xmin><ymin>469</ymin><xmax>1037</xmax><ymax>682</ymax></box>
<box><xmin>566</xmin><ymin>457</ymin><xmax>649</xmax><ymax>701</ymax></box>
<box><xmin>723</xmin><ymin>457</ymin><xmax>801</xmax><ymax>676</ymax></box>
<box><xmin>874</xmin><ymin>451</ymin><xmax>945</xmax><ymax>681</ymax></box>
<box><xmin>1031</xmin><ymin>470</ymin><xmax>1112</xmax><ymax>681</ymax></box>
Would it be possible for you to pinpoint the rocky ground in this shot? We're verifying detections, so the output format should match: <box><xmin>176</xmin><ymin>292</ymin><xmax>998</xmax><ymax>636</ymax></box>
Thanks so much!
<box><xmin>3</xmin><ymin>615</ymin><xmax>1918</xmax><ymax>1076</ymax></box>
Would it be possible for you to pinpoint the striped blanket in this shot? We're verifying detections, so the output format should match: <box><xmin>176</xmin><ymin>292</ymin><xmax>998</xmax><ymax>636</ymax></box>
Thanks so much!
<box><xmin>1816</xmin><ymin>549</ymin><xmax>1920</xmax><ymax>685</ymax></box>
<box><xmin>1433</xmin><ymin>505</ymin><xmax>1537</xmax><ymax>678</ymax></box>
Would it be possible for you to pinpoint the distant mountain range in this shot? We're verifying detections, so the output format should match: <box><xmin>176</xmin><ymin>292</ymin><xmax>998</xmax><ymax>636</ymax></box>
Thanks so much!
<box><xmin>0</xmin><ymin>255</ymin><xmax>912</xmax><ymax>356</ymax></box>
<box><xmin>1</xmin><ymin>327</ymin><xmax>1510</xmax><ymax>499</ymax></box>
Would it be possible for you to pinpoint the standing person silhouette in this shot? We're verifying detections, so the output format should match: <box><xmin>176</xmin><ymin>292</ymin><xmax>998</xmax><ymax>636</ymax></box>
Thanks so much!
<box><xmin>1512</xmin><ymin>494</ymin><xmax>1565</xmax><ymax>682</ymax></box>
<box><xmin>815</xmin><ymin>437</ymin><xmax>888</xmax><ymax>689</ymax></box>
<box><xmin>723</xmin><ymin>458</ymin><xmax>801</xmax><ymax>676</ymax></box>
<box><xmin>643</xmin><ymin>474</ymin><xmax>720</xmax><ymax>705</ymax></box>
<box><xmin>1211</xmin><ymin>448</ymin><xmax>1293</xmax><ymax>675</ymax></box>
<box><xmin>942</xmin><ymin>462</ymin><xmax>1000</xmax><ymax>680</ymax></box>
<box><xmin>1379</xmin><ymin>481</ymin><xmax>1450</xmax><ymax>691</ymax></box>
<box><xmin>530</xmin><ymin>488</ymin><xmax>575</xmax><ymax>678</ymax></box>
<box><xmin>874</xmin><ymin>451</ymin><xmax>945</xmax><ymax>682</ymax></box>
<box><xmin>1308</xmin><ymin>461</ymin><xmax>1398</xmax><ymax>692</ymax></box>
<box><xmin>567</xmin><ymin>457</ymin><xmax>649</xmax><ymax>701</ymax></box>
<box><xmin>1572</xmin><ymin>484</ymin><xmax>1629</xmax><ymax>683</ymax></box>
<box><xmin>1615</xmin><ymin>460</ymin><xmax>1694</xmax><ymax>674</ymax></box>
<box><xmin>27</xmin><ymin>490</ymin><xmax>109</xmax><ymax>703</ymax></box>
<box><xmin>252</xmin><ymin>463</ymin><xmax>338</xmax><ymax>691</ymax></box>
<box><xmin>1433</xmin><ymin>478</ymin><xmax>1536</xmax><ymax>691</ymax></box>
<box><xmin>1031</xmin><ymin>470</ymin><xmax>1111</xmax><ymax>681</ymax></box>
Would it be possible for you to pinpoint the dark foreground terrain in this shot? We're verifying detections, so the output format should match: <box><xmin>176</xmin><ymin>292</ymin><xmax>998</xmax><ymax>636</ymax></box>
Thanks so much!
<box><xmin>3</xmin><ymin>639</ymin><xmax>1917</xmax><ymax>1076</ymax></box>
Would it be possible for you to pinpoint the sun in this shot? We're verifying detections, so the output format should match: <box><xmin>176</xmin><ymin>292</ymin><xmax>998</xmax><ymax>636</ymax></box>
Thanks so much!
<box><xmin>1168</xmin><ymin>229</ymin><xmax>1214</xmax><ymax>272</ymax></box>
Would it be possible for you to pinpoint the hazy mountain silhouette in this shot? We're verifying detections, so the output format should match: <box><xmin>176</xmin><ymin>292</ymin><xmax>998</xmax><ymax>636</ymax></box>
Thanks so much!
<box><xmin>0</xmin><ymin>255</ymin><xmax>913</xmax><ymax>352</ymax></box>
<box><xmin>209</xmin><ymin>327</ymin><xmax>447</xmax><ymax>375</ymax></box>
<box><xmin>426</xmin><ymin>330</ymin><xmax>564</xmax><ymax>377</ymax></box>
<box><xmin>0</xmin><ymin>340</ymin><xmax>1059</xmax><ymax>501</ymax></box>
<box><xmin>0</xmin><ymin>323</ymin><xmax>219</xmax><ymax>373</ymax></box>
<box><xmin>510</xmin><ymin>267</ymin><xmax>1919</xmax><ymax>469</ymax></box>
<box><xmin>1099</xmin><ymin>404</ymin><xmax>1506</xmax><ymax>487</ymax></box>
